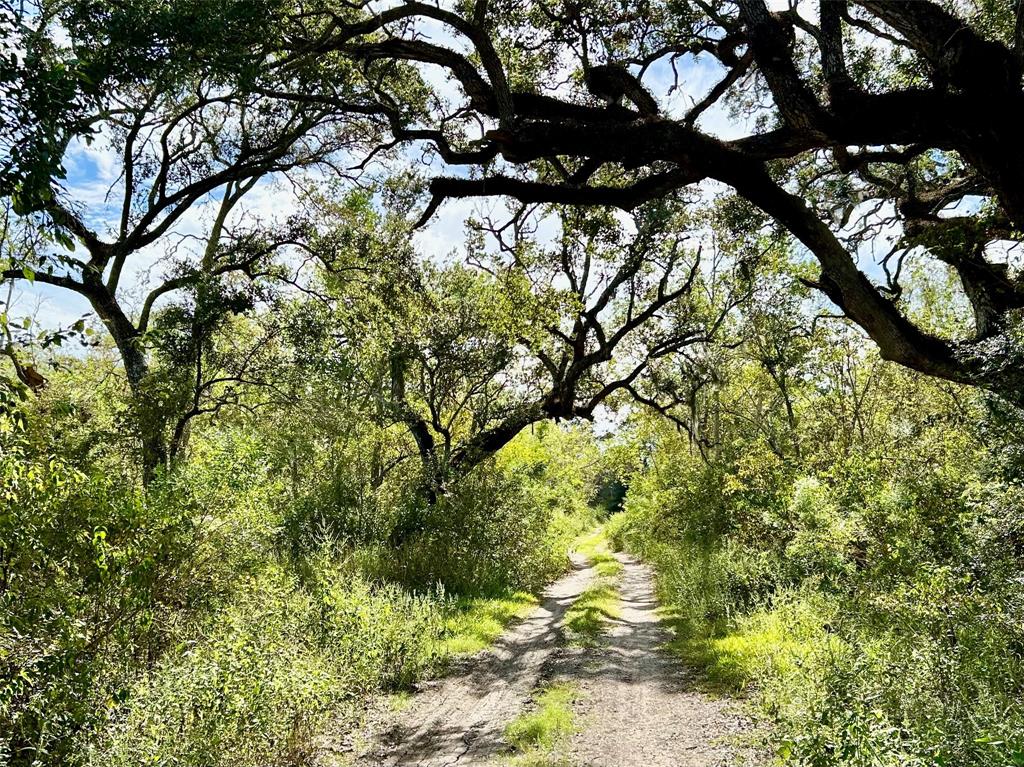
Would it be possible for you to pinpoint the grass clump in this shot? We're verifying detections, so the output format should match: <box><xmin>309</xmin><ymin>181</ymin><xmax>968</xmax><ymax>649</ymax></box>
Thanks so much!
<box><xmin>86</xmin><ymin>565</ymin><xmax>546</xmax><ymax>767</ymax></box>
<box><xmin>564</xmin><ymin>582</ymin><xmax>621</xmax><ymax>644</ymax></box>
<box><xmin>436</xmin><ymin>591</ymin><xmax>539</xmax><ymax>657</ymax></box>
<box><xmin>659</xmin><ymin>588</ymin><xmax>843</xmax><ymax>694</ymax></box>
<box><xmin>574</xmin><ymin>527</ymin><xmax>624</xmax><ymax>578</ymax></box>
<box><xmin>504</xmin><ymin>682</ymin><xmax>579</xmax><ymax>766</ymax></box>
<box><xmin>564</xmin><ymin>528</ymin><xmax>622</xmax><ymax>645</ymax></box>
<box><xmin>90</xmin><ymin>562</ymin><xmax>446</xmax><ymax>767</ymax></box>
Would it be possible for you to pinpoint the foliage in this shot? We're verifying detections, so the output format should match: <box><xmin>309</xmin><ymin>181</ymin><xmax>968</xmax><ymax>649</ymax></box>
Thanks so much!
<box><xmin>90</xmin><ymin>563</ymin><xmax>444</xmax><ymax>767</ymax></box>
<box><xmin>0</xmin><ymin>369</ymin><xmax>599</xmax><ymax>766</ymax></box>
<box><xmin>612</xmin><ymin>318</ymin><xmax>1024</xmax><ymax>767</ymax></box>
<box><xmin>5</xmin><ymin>6</ymin><xmax>1024</xmax><ymax>763</ymax></box>
<box><xmin>1</xmin><ymin>423</ymin><xmax>203</xmax><ymax>765</ymax></box>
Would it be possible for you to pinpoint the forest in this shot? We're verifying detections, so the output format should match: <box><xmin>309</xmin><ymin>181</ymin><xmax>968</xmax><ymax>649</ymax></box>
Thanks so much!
<box><xmin>1</xmin><ymin>0</ymin><xmax>1023</xmax><ymax>765</ymax></box>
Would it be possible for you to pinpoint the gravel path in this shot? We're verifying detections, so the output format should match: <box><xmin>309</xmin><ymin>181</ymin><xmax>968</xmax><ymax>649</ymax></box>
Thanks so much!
<box><xmin>343</xmin><ymin>551</ymin><xmax>763</xmax><ymax>766</ymax></box>
<box><xmin>349</xmin><ymin>554</ymin><xmax>596</xmax><ymax>766</ymax></box>
<box><xmin>561</xmin><ymin>553</ymin><xmax>760</xmax><ymax>766</ymax></box>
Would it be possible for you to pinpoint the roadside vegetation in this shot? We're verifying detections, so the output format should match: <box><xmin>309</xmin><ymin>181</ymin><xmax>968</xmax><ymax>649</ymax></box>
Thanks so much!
<box><xmin>438</xmin><ymin>592</ymin><xmax>540</xmax><ymax>657</ymax></box>
<box><xmin>1</xmin><ymin>391</ymin><xmax>601</xmax><ymax>765</ymax></box>
<box><xmin>4</xmin><ymin>2</ymin><xmax>1024</xmax><ymax>766</ymax></box>
<box><xmin>609</xmin><ymin>319</ymin><xmax>1024</xmax><ymax>767</ymax></box>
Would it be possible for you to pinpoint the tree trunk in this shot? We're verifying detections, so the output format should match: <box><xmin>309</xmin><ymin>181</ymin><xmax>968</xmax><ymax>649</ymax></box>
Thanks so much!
<box><xmin>86</xmin><ymin>279</ymin><xmax>167</xmax><ymax>484</ymax></box>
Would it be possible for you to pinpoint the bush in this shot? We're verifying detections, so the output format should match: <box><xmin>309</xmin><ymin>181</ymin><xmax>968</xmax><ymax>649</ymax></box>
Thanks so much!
<box><xmin>89</xmin><ymin>562</ymin><xmax>446</xmax><ymax>767</ymax></box>
<box><xmin>0</xmin><ymin>442</ymin><xmax>204</xmax><ymax>766</ymax></box>
<box><xmin>615</xmin><ymin>424</ymin><xmax>1024</xmax><ymax>767</ymax></box>
<box><xmin>760</xmin><ymin>570</ymin><xmax>1024</xmax><ymax>767</ymax></box>
<box><xmin>348</xmin><ymin>426</ymin><xmax>597</xmax><ymax>596</ymax></box>
<box><xmin>783</xmin><ymin>477</ymin><xmax>859</xmax><ymax>583</ymax></box>
<box><xmin>366</xmin><ymin>463</ymin><xmax>591</xmax><ymax>595</ymax></box>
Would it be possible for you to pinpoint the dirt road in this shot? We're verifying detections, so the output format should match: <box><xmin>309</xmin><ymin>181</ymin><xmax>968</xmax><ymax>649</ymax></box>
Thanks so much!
<box><xmin>347</xmin><ymin>553</ymin><xmax>762</xmax><ymax>766</ymax></box>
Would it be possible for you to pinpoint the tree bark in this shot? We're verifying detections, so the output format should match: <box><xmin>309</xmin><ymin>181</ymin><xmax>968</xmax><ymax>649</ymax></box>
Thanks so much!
<box><xmin>84</xmin><ymin>273</ymin><xmax>167</xmax><ymax>484</ymax></box>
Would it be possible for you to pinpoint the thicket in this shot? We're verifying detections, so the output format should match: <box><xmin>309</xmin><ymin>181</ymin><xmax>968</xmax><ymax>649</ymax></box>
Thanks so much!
<box><xmin>611</xmin><ymin>325</ymin><xmax>1024</xmax><ymax>767</ymax></box>
<box><xmin>0</xmin><ymin>359</ymin><xmax>598</xmax><ymax>766</ymax></box>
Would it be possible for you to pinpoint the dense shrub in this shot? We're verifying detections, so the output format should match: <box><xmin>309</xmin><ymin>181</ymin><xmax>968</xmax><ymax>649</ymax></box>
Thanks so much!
<box><xmin>285</xmin><ymin>424</ymin><xmax>598</xmax><ymax>597</ymax></box>
<box><xmin>90</xmin><ymin>564</ymin><xmax>445</xmax><ymax>767</ymax></box>
<box><xmin>1</xmin><ymin>442</ymin><xmax>201</xmax><ymax>765</ymax></box>
<box><xmin>1</xmin><ymin>391</ymin><xmax>597</xmax><ymax>766</ymax></box>
<box><xmin>613</xmin><ymin>371</ymin><xmax>1024</xmax><ymax>767</ymax></box>
<box><xmin>371</xmin><ymin>465</ymin><xmax>591</xmax><ymax>595</ymax></box>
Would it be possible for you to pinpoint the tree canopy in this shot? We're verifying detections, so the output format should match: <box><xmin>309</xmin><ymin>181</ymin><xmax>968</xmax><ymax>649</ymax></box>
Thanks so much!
<box><xmin>4</xmin><ymin>1</ymin><xmax>1024</xmax><ymax>420</ymax></box>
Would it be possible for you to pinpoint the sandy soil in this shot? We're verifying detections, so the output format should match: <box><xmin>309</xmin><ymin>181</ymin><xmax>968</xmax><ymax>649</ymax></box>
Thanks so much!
<box><xmin>335</xmin><ymin>552</ymin><xmax>763</xmax><ymax>766</ymax></box>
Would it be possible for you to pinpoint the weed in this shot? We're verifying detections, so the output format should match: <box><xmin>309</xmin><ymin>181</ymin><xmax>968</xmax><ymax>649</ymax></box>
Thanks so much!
<box><xmin>504</xmin><ymin>682</ymin><xmax>580</xmax><ymax>766</ymax></box>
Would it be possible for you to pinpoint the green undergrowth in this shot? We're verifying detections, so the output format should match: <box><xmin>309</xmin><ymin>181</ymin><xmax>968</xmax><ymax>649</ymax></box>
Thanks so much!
<box><xmin>89</xmin><ymin>563</ymin><xmax>446</xmax><ymax>767</ymax></box>
<box><xmin>564</xmin><ymin>528</ymin><xmax>622</xmax><ymax>645</ymax></box>
<box><xmin>658</xmin><ymin>587</ymin><xmax>844</xmax><ymax>695</ymax></box>
<box><xmin>87</xmin><ymin>567</ymin><xmax>552</xmax><ymax>767</ymax></box>
<box><xmin>504</xmin><ymin>682</ymin><xmax>579</xmax><ymax>766</ymax></box>
<box><xmin>564</xmin><ymin>582</ymin><xmax>620</xmax><ymax>644</ymax></box>
<box><xmin>436</xmin><ymin>591</ymin><xmax>539</xmax><ymax>657</ymax></box>
<box><xmin>613</xmin><ymin>517</ymin><xmax>851</xmax><ymax>708</ymax></box>
<box><xmin>610</xmin><ymin>456</ymin><xmax>1024</xmax><ymax>767</ymax></box>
